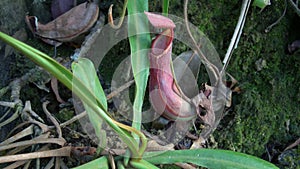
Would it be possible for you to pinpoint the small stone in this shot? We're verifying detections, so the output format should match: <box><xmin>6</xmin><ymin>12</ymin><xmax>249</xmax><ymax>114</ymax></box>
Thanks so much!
<box><xmin>255</xmin><ymin>58</ymin><xmax>267</xmax><ymax>71</ymax></box>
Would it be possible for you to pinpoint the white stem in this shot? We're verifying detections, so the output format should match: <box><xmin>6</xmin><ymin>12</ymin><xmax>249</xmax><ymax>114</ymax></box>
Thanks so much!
<box><xmin>222</xmin><ymin>0</ymin><xmax>252</xmax><ymax>73</ymax></box>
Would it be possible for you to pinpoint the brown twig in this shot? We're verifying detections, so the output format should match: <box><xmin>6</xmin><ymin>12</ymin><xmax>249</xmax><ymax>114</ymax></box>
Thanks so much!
<box><xmin>106</xmin><ymin>80</ymin><xmax>134</xmax><ymax>100</ymax></box>
<box><xmin>49</xmin><ymin>79</ymin><xmax>134</xmax><ymax>129</ymax></box>
<box><xmin>288</xmin><ymin>0</ymin><xmax>300</xmax><ymax>16</ymax></box>
<box><xmin>108</xmin><ymin>0</ymin><xmax>128</xmax><ymax>29</ymax></box>
<box><xmin>265</xmin><ymin>0</ymin><xmax>287</xmax><ymax>33</ymax></box>
<box><xmin>3</xmin><ymin>160</ymin><xmax>28</xmax><ymax>169</ymax></box>
<box><xmin>59</xmin><ymin>111</ymin><xmax>87</xmax><ymax>128</ymax></box>
<box><xmin>0</xmin><ymin>146</ymin><xmax>71</xmax><ymax>163</ymax></box>
<box><xmin>184</xmin><ymin>0</ymin><xmax>220</xmax><ymax>84</ymax></box>
<box><xmin>55</xmin><ymin>157</ymin><xmax>60</xmax><ymax>169</ymax></box>
<box><xmin>23</xmin><ymin>100</ymin><xmax>44</xmax><ymax>123</ymax></box>
<box><xmin>42</xmin><ymin>101</ymin><xmax>62</xmax><ymax>138</ymax></box>
<box><xmin>0</xmin><ymin>125</ymin><xmax>34</xmax><ymax>146</ymax></box>
<box><xmin>284</xmin><ymin>137</ymin><xmax>300</xmax><ymax>151</ymax></box>
<box><xmin>4</xmin><ymin>144</ymin><xmax>50</xmax><ymax>169</ymax></box>
<box><xmin>51</xmin><ymin>77</ymin><xmax>66</xmax><ymax>103</ymax></box>
<box><xmin>0</xmin><ymin>138</ymin><xmax>65</xmax><ymax>152</ymax></box>
<box><xmin>7</xmin><ymin>132</ymin><xmax>50</xmax><ymax>155</ymax></box>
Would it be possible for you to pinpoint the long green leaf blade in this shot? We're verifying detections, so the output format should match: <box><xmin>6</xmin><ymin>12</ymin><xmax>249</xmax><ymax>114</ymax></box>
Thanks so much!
<box><xmin>72</xmin><ymin>58</ymin><xmax>107</xmax><ymax>150</ymax></box>
<box><xmin>72</xmin><ymin>58</ymin><xmax>107</xmax><ymax>109</ymax></box>
<box><xmin>127</xmin><ymin>0</ymin><xmax>151</xmax><ymax>148</ymax></box>
<box><xmin>130</xmin><ymin>159</ymin><xmax>160</xmax><ymax>169</ymax></box>
<box><xmin>143</xmin><ymin>149</ymin><xmax>279</xmax><ymax>169</ymax></box>
<box><xmin>72</xmin><ymin>156</ymin><xmax>109</xmax><ymax>169</ymax></box>
<box><xmin>162</xmin><ymin>0</ymin><xmax>169</xmax><ymax>16</ymax></box>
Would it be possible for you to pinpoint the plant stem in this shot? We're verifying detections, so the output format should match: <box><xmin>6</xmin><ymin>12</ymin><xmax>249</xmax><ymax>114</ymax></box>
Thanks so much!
<box><xmin>162</xmin><ymin>0</ymin><xmax>169</xmax><ymax>16</ymax></box>
<box><xmin>265</xmin><ymin>0</ymin><xmax>287</xmax><ymax>33</ymax></box>
<box><xmin>288</xmin><ymin>0</ymin><xmax>300</xmax><ymax>16</ymax></box>
<box><xmin>108</xmin><ymin>0</ymin><xmax>128</xmax><ymax>29</ymax></box>
<box><xmin>127</xmin><ymin>0</ymin><xmax>151</xmax><ymax>154</ymax></box>
<box><xmin>222</xmin><ymin>0</ymin><xmax>251</xmax><ymax>73</ymax></box>
<box><xmin>184</xmin><ymin>0</ymin><xmax>220</xmax><ymax>84</ymax></box>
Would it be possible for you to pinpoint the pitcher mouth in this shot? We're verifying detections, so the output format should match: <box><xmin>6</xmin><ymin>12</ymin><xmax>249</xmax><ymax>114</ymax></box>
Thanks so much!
<box><xmin>151</xmin><ymin>29</ymin><xmax>173</xmax><ymax>57</ymax></box>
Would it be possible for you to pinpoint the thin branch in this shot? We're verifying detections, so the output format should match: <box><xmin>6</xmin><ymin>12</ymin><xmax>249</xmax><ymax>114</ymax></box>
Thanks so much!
<box><xmin>0</xmin><ymin>125</ymin><xmax>34</xmax><ymax>146</ymax></box>
<box><xmin>288</xmin><ymin>0</ymin><xmax>300</xmax><ymax>16</ymax></box>
<box><xmin>51</xmin><ymin>79</ymin><xmax>135</xmax><ymax>128</ymax></box>
<box><xmin>23</xmin><ymin>100</ymin><xmax>44</xmax><ymax>123</ymax></box>
<box><xmin>3</xmin><ymin>144</ymin><xmax>50</xmax><ymax>169</ymax></box>
<box><xmin>7</xmin><ymin>132</ymin><xmax>50</xmax><ymax>155</ymax></box>
<box><xmin>106</xmin><ymin>80</ymin><xmax>134</xmax><ymax>100</ymax></box>
<box><xmin>265</xmin><ymin>0</ymin><xmax>287</xmax><ymax>33</ymax></box>
<box><xmin>0</xmin><ymin>108</ymin><xmax>20</xmax><ymax>129</ymax></box>
<box><xmin>284</xmin><ymin>137</ymin><xmax>300</xmax><ymax>151</ymax></box>
<box><xmin>59</xmin><ymin>111</ymin><xmax>87</xmax><ymax>128</ymax></box>
<box><xmin>42</xmin><ymin>101</ymin><xmax>62</xmax><ymax>138</ymax></box>
<box><xmin>0</xmin><ymin>138</ymin><xmax>66</xmax><ymax>152</ymax></box>
<box><xmin>222</xmin><ymin>0</ymin><xmax>251</xmax><ymax>73</ymax></box>
<box><xmin>108</xmin><ymin>0</ymin><xmax>128</xmax><ymax>29</ymax></box>
<box><xmin>184</xmin><ymin>0</ymin><xmax>220</xmax><ymax>84</ymax></box>
<box><xmin>0</xmin><ymin>146</ymin><xmax>71</xmax><ymax>163</ymax></box>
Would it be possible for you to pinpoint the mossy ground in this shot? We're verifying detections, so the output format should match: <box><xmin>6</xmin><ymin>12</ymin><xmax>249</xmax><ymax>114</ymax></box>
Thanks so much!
<box><xmin>167</xmin><ymin>0</ymin><xmax>300</xmax><ymax>167</ymax></box>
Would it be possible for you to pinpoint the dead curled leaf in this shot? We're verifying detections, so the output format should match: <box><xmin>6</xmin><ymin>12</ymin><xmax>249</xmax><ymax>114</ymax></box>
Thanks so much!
<box><xmin>51</xmin><ymin>0</ymin><xmax>75</xmax><ymax>19</ymax></box>
<box><xmin>146</xmin><ymin>140</ymin><xmax>174</xmax><ymax>151</ymax></box>
<box><xmin>25</xmin><ymin>1</ymin><xmax>99</xmax><ymax>46</ymax></box>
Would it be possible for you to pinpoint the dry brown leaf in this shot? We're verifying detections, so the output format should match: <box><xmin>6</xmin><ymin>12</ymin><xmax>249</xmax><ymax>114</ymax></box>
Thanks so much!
<box><xmin>0</xmin><ymin>137</ymin><xmax>65</xmax><ymax>152</ymax></box>
<box><xmin>25</xmin><ymin>2</ymin><xmax>99</xmax><ymax>46</ymax></box>
<box><xmin>0</xmin><ymin>146</ymin><xmax>71</xmax><ymax>163</ymax></box>
<box><xmin>146</xmin><ymin>140</ymin><xmax>174</xmax><ymax>151</ymax></box>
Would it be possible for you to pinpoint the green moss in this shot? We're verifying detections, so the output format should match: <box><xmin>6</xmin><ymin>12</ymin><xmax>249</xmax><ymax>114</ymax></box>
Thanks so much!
<box><xmin>167</xmin><ymin>0</ymin><xmax>300</xmax><ymax>160</ymax></box>
<box><xmin>55</xmin><ymin>108</ymin><xmax>78</xmax><ymax>128</ymax></box>
<box><xmin>217</xmin><ymin>2</ymin><xmax>300</xmax><ymax>156</ymax></box>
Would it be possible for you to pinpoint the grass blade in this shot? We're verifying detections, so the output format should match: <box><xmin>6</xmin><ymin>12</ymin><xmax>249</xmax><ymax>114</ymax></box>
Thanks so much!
<box><xmin>72</xmin><ymin>156</ymin><xmax>109</xmax><ymax>169</ymax></box>
<box><xmin>127</xmin><ymin>0</ymin><xmax>151</xmax><ymax>152</ymax></box>
<box><xmin>143</xmin><ymin>149</ymin><xmax>279</xmax><ymax>169</ymax></box>
<box><xmin>72</xmin><ymin>58</ymin><xmax>107</xmax><ymax>151</ymax></box>
<box><xmin>130</xmin><ymin>159</ymin><xmax>160</xmax><ymax>169</ymax></box>
<box><xmin>162</xmin><ymin>0</ymin><xmax>169</xmax><ymax>16</ymax></box>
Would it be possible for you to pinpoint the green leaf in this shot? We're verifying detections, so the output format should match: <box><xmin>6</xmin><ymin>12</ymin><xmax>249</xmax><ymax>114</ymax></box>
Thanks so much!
<box><xmin>127</xmin><ymin>0</ymin><xmax>151</xmax><ymax>148</ymax></box>
<box><xmin>130</xmin><ymin>159</ymin><xmax>160</xmax><ymax>169</ymax></box>
<box><xmin>72</xmin><ymin>58</ymin><xmax>107</xmax><ymax>150</ymax></box>
<box><xmin>253</xmin><ymin>0</ymin><xmax>271</xmax><ymax>9</ymax></box>
<box><xmin>143</xmin><ymin>149</ymin><xmax>279</xmax><ymax>169</ymax></box>
<box><xmin>72</xmin><ymin>58</ymin><xmax>107</xmax><ymax>110</ymax></box>
<box><xmin>72</xmin><ymin>156</ymin><xmax>109</xmax><ymax>169</ymax></box>
<box><xmin>162</xmin><ymin>0</ymin><xmax>169</xmax><ymax>16</ymax></box>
